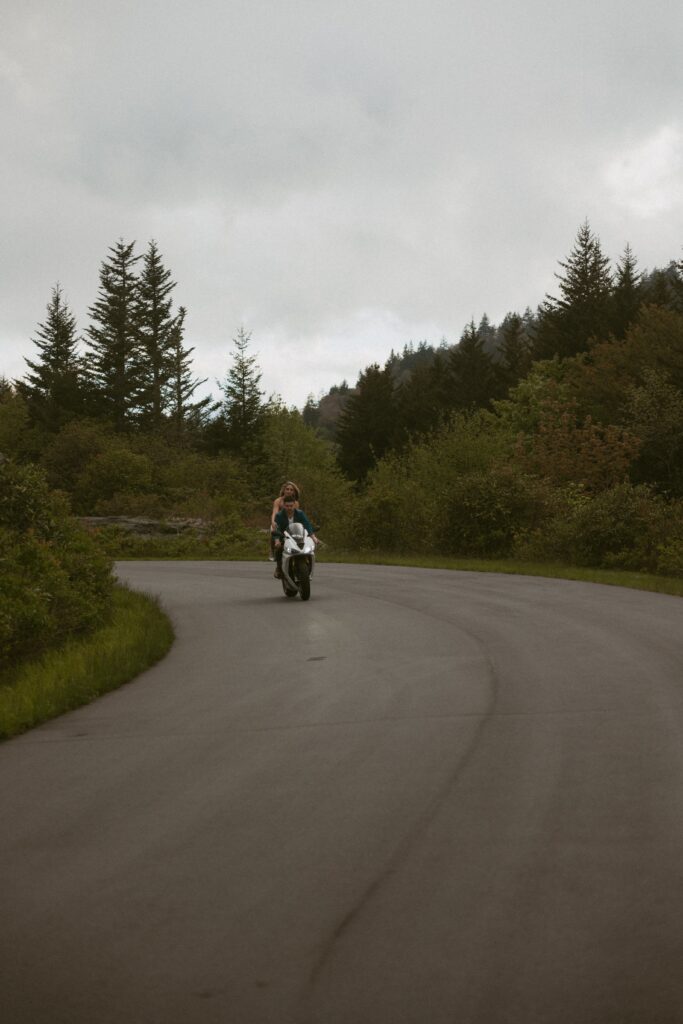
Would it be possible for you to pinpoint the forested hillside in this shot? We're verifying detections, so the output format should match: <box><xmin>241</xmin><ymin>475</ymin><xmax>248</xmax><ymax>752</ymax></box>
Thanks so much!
<box><xmin>1</xmin><ymin>224</ymin><xmax>682</xmax><ymax>576</ymax></box>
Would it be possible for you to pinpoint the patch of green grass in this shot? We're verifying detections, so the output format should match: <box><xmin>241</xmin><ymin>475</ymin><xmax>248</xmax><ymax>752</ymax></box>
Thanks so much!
<box><xmin>318</xmin><ymin>550</ymin><xmax>683</xmax><ymax>598</ymax></box>
<box><xmin>0</xmin><ymin>585</ymin><xmax>174</xmax><ymax>740</ymax></box>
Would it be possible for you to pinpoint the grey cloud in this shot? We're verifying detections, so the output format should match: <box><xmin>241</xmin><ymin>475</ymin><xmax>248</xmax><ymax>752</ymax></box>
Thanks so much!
<box><xmin>2</xmin><ymin>0</ymin><xmax>682</xmax><ymax>404</ymax></box>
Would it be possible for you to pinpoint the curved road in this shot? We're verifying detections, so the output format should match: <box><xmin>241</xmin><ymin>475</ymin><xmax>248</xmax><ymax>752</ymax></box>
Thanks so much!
<box><xmin>2</xmin><ymin>561</ymin><xmax>683</xmax><ymax>1024</ymax></box>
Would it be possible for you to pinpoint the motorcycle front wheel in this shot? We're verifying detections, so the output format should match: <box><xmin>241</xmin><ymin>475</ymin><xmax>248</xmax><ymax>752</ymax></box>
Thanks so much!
<box><xmin>282</xmin><ymin>577</ymin><xmax>298</xmax><ymax>598</ymax></box>
<box><xmin>296</xmin><ymin>559</ymin><xmax>311</xmax><ymax>601</ymax></box>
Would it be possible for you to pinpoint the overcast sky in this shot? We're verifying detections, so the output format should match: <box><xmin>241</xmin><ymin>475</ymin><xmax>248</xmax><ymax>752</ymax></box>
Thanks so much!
<box><xmin>2</xmin><ymin>0</ymin><xmax>682</xmax><ymax>407</ymax></box>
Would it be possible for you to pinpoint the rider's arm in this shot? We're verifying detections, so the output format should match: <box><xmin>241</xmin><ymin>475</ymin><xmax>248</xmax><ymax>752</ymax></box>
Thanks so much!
<box><xmin>270</xmin><ymin>497</ymin><xmax>282</xmax><ymax>531</ymax></box>
<box><xmin>298</xmin><ymin>510</ymin><xmax>319</xmax><ymax>542</ymax></box>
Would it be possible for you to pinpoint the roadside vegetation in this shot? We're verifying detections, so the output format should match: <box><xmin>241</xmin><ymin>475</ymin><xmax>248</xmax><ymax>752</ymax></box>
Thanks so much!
<box><xmin>0</xmin><ymin>459</ymin><xmax>173</xmax><ymax>739</ymax></box>
<box><xmin>1</xmin><ymin>224</ymin><xmax>682</xmax><ymax>735</ymax></box>
<box><xmin>0</xmin><ymin>585</ymin><xmax>173</xmax><ymax>740</ymax></box>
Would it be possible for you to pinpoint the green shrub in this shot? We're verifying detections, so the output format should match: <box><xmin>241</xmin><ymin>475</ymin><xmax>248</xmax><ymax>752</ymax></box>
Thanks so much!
<box><xmin>0</xmin><ymin>461</ymin><xmax>114</xmax><ymax>670</ymax></box>
<box><xmin>77</xmin><ymin>448</ymin><xmax>154</xmax><ymax>511</ymax></box>
<box><xmin>358</xmin><ymin>411</ymin><xmax>514</xmax><ymax>552</ymax></box>
<box><xmin>515</xmin><ymin>482</ymin><xmax>675</xmax><ymax>572</ymax></box>
<box><xmin>439</xmin><ymin>467</ymin><xmax>549</xmax><ymax>557</ymax></box>
<box><xmin>40</xmin><ymin>419</ymin><xmax>112</xmax><ymax>495</ymax></box>
<box><xmin>656</xmin><ymin>540</ymin><xmax>683</xmax><ymax>578</ymax></box>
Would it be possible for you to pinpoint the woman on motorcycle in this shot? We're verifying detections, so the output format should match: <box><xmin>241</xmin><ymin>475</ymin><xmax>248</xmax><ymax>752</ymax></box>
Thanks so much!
<box><xmin>269</xmin><ymin>481</ymin><xmax>300</xmax><ymax>560</ymax></box>
<box><xmin>273</xmin><ymin>495</ymin><xmax>318</xmax><ymax>578</ymax></box>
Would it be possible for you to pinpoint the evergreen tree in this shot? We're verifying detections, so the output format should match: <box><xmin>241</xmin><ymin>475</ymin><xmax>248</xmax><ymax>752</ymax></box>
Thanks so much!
<box><xmin>302</xmin><ymin>394</ymin><xmax>320</xmax><ymax>430</ymax></box>
<box><xmin>477</xmin><ymin>313</ymin><xmax>497</xmax><ymax>355</ymax></box>
<box><xmin>400</xmin><ymin>340</ymin><xmax>437</xmax><ymax>376</ymax></box>
<box><xmin>219</xmin><ymin>327</ymin><xmax>265</xmax><ymax>454</ymax></box>
<box><xmin>533</xmin><ymin>221</ymin><xmax>613</xmax><ymax>359</ymax></box>
<box><xmin>498</xmin><ymin>312</ymin><xmax>532</xmax><ymax>389</ymax></box>
<box><xmin>671</xmin><ymin>251</ymin><xmax>683</xmax><ymax>314</ymax></box>
<box><xmin>167</xmin><ymin>307</ymin><xmax>213</xmax><ymax>435</ymax></box>
<box><xmin>21</xmin><ymin>285</ymin><xmax>84</xmax><ymax>431</ymax></box>
<box><xmin>84</xmin><ymin>239</ymin><xmax>141</xmax><ymax>431</ymax></box>
<box><xmin>642</xmin><ymin>267</ymin><xmax>674</xmax><ymax>309</ymax></box>
<box><xmin>136</xmin><ymin>240</ymin><xmax>177</xmax><ymax>429</ymax></box>
<box><xmin>336</xmin><ymin>363</ymin><xmax>397</xmax><ymax>481</ymax></box>
<box><xmin>448</xmin><ymin>319</ymin><xmax>500</xmax><ymax>410</ymax></box>
<box><xmin>610</xmin><ymin>244</ymin><xmax>643</xmax><ymax>339</ymax></box>
<box><xmin>395</xmin><ymin>350</ymin><xmax>451</xmax><ymax>440</ymax></box>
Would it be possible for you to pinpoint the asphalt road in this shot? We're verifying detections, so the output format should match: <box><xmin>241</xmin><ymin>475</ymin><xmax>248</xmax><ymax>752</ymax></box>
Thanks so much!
<box><xmin>2</xmin><ymin>561</ymin><xmax>683</xmax><ymax>1024</ymax></box>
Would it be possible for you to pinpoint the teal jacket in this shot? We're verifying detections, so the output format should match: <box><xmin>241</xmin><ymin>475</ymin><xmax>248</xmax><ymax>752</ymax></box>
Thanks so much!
<box><xmin>273</xmin><ymin>507</ymin><xmax>316</xmax><ymax>540</ymax></box>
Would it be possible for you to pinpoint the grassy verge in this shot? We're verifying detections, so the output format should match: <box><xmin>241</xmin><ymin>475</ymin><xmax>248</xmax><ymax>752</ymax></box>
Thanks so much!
<box><xmin>0</xmin><ymin>585</ymin><xmax>174</xmax><ymax>740</ymax></box>
<box><xmin>104</xmin><ymin>537</ymin><xmax>683</xmax><ymax>599</ymax></box>
<box><xmin>318</xmin><ymin>550</ymin><xmax>683</xmax><ymax>598</ymax></box>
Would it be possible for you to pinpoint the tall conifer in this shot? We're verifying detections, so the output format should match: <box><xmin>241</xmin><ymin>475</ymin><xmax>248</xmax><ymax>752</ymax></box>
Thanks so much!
<box><xmin>336</xmin><ymin>364</ymin><xmax>396</xmax><ymax>480</ymax></box>
<box><xmin>498</xmin><ymin>312</ymin><xmax>531</xmax><ymax>389</ymax></box>
<box><xmin>610</xmin><ymin>244</ymin><xmax>643</xmax><ymax>339</ymax></box>
<box><xmin>22</xmin><ymin>285</ymin><xmax>84</xmax><ymax>431</ymax></box>
<box><xmin>671</xmin><ymin>252</ymin><xmax>683</xmax><ymax>314</ymax></box>
<box><xmin>448</xmin><ymin>319</ymin><xmax>500</xmax><ymax>409</ymax></box>
<box><xmin>533</xmin><ymin>221</ymin><xmax>613</xmax><ymax>359</ymax></box>
<box><xmin>137</xmin><ymin>240</ymin><xmax>177</xmax><ymax>429</ymax></box>
<box><xmin>85</xmin><ymin>240</ymin><xmax>141</xmax><ymax>430</ymax></box>
<box><xmin>642</xmin><ymin>267</ymin><xmax>674</xmax><ymax>309</ymax></box>
<box><xmin>219</xmin><ymin>327</ymin><xmax>265</xmax><ymax>454</ymax></box>
<box><xmin>167</xmin><ymin>307</ymin><xmax>213</xmax><ymax>434</ymax></box>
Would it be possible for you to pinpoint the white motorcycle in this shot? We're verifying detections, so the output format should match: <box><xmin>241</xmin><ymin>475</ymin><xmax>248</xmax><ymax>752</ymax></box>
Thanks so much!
<box><xmin>279</xmin><ymin>522</ymin><xmax>316</xmax><ymax>601</ymax></box>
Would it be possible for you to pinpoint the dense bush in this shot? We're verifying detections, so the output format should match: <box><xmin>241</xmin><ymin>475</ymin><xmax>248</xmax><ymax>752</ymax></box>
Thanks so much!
<box><xmin>358</xmin><ymin>411</ymin><xmax>518</xmax><ymax>552</ymax></box>
<box><xmin>356</xmin><ymin>401</ymin><xmax>682</xmax><ymax>573</ymax></box>
<box><xmin>514</xmin><ymin>482</ymin><xmax>682</xmax><ymax>574</ymax></box>
<box><xmin>438</xmin><ymin>467</ymin><xmax>549</xmax><ymax>557</ymax></box>
<box><xmin>0</xmin><ymin>387</ymin><xmax>42</xmax><ymax>462</ymax></box>
<box><xmin>0</xmin><ymin>461</ymin><xmax>114</xmax><ymax>670</ymax></box>
<box><xmin>40</xmin><ymin>419</ymin><xmax>112</xmax><ymax>496</ymax></box>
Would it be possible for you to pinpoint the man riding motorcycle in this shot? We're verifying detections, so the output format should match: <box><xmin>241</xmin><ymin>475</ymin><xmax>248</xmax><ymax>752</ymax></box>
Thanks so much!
<box><xmin>272</xmin><ymin>497</ymin><xmax>318</xmax><ymax>578</ymax></box>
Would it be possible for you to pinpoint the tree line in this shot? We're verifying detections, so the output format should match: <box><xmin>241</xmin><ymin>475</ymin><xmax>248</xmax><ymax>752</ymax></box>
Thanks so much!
<box><xmin>320</xmin><ymin>222</ymin><xmax>683</xmax><ymax>482</ymax></box>
<box><xmin>1</xmin><ymin>221</ymin><xmax>682</xmax><ymax>578</ymax></box>
<box><xmin>0</xmin><ymin>238</ymin><xmax>351</xmax><ymax>539</ymax></box>
<box><xmin>299</xmin><ymin>221</ymin><xmax>682</xmax><ymax>575</ymax></box>
<box><xmin>6</xmin><ymin>238</ymin><xmax>318</xmax><ymax>466</ymax></box>
<box><xmin>18</xmin><ymin>240</ymin><xmax>214</xmax><ymax>437</ymax></box>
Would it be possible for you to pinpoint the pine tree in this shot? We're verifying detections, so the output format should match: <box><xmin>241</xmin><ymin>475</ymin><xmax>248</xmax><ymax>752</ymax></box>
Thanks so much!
<box><xmin>610</xmin><ymin>244</ymin><xmax>643</xmax><ymax>339</ymax></box>
<box><xmin>448</xmin><ymin>319</ymin><xmax>500</xmax><ymax>410</ymax></box>
<box><xmin>167</xmin><ymin>307</ymin><xmax>213</xmax><ymax>435</ymax></box>
<box><xmin>85</xmin><ymin>240</ymin><xmax>141</xmax><ymax>431</ymax></box>
<box><xmin>533</xmin><ymin>221</ymin><xmax>613</xmax><ymax>359</ymax></box>
<box><xmin>498</xmin><ymin>312</ymin><xmax>532</xmax><ymax>389</ymax></box>
<box><xmin>336</xmin><ymin>363</ymin><xmax>397</xmax><ymax>481</ymax></box>
<box><xmin>477</xmin><ymin>313</ymin><xmax>497</xmax><ymax>355</ymax></box>
<box><xmin>21</xmin><ymin>285</ymin><xmax>84</xmax><ymax>431</ymax></box>
<box><xmin>136</xmin><ymin>240</ymin><xmax>178</xmax><ymax>429</ymax></box>
<box><xmin>302</xmin><ymin>394</ymin><xmax>320</xmax><ymax>430</ymax></box>
<box><xmin>643</xmin><ymin>266</ymin><xmax>675</xmax><ymax>309</ymax></box>
<box><xmin>396</xmin><ymin>351</ymin><xmax>451</xmax><ymax>440</ymax></box>
<box><xmin>671</xmin><ymin>251</ymin><xmax>683</xmax><ymax>314</ymax></box>
<box><xmin>219</xmin><ymin>327</ymin><xmax>265</xmax><ymax>454</ymax></box>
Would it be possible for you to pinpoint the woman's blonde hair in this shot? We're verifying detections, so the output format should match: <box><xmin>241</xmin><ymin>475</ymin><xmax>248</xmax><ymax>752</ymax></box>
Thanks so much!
<box><xmin>279</xmin><ymin>480</ymin><xmax>300</xmax><ymax>500</ymax></box>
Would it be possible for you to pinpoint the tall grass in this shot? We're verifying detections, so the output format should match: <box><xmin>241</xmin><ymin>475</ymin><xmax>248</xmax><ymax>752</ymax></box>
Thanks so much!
<box><xmin>0</xmin><ymin>585</ymin><xmax>174</xmax><ymax>740</ymax></box>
